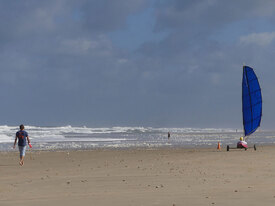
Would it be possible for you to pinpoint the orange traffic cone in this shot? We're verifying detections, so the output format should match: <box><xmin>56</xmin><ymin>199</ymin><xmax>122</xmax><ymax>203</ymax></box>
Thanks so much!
<box><xmin>217</xmin><ymin>142</ymin><xmax>221</xmax><ymax>150</ymax></box>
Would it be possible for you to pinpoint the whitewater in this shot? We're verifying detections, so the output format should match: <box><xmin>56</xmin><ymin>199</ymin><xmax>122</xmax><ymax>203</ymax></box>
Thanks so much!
<box><xmin>0</xmin><ymin>125</ymin><xmax>274</xmax><ymax>151</ymax></box>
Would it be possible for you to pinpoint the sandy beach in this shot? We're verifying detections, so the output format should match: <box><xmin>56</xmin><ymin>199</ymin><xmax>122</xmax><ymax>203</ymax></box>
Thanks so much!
<box><xmin>1</xmin><ymin>146</ymin><xmax>275</xmax><ymax>206</ymax></box>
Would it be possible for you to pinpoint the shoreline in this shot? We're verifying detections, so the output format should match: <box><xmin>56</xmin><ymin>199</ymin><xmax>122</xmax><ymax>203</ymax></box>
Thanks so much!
<box><xmin>1</xmin><ymin>141</ymin><xmax>275</xmax><ymax>153</ymax></box>
<box><xmin>1</xmin><ymin>145</ymin><xmax>275</xmax><ymax>206</ymax></box>
<box><xmin>1</xmin><ymin>126</ymin><xmax>274</xmax><ymax>152</ymax></box>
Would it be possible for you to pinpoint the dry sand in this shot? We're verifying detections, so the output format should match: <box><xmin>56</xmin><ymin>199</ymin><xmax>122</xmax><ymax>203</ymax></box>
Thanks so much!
<box><xmin>1</xmin><ymin>146</ymin><xmax>275</xmax><ymax>206</ymax></box>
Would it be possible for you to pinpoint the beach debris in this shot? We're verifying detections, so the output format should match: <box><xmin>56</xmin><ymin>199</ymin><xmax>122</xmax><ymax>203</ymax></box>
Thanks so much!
<box><xmin>234</xmin><ymin>190</ymin><xmax>238</xmax><ymax>192</ymax></box>
<box><xmin>67</xmin><ymin>181</ymin><xmax>71</xmax><ymax>185</ymax></box>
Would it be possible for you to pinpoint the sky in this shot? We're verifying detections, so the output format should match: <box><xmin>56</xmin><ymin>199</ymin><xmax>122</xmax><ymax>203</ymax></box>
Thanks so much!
<box><xmin>0</xmin><ymin>0</ymin><xmax>275</xmax><ymax>129</ymax></box>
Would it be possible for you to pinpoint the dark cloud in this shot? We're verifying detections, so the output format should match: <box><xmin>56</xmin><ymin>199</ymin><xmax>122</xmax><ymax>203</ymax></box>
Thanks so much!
<box><xmin>154</xmin><ymin>0</ymin><xmax>275</xmax><ymax>32</ymax></box>
<box><xmin>0</xmin><ymin>0</ymin><xmax>274</xmax><ymax>128</ymax></box>
<box><xmin>81</xmin><ymin>0</ymin><xmax>148</xmax><ymax>32</ymax></box>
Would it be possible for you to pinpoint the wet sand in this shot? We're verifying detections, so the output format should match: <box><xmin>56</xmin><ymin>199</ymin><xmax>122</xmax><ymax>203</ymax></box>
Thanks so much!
<box><xmin>1</xmin><ymin>145</ymin><xmax>275</xmax><ymax>206</ymax></box>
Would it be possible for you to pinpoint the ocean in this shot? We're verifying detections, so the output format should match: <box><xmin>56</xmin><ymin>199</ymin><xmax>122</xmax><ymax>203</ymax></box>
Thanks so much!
<box><xmin>0</xmin><ymin>125</ymin><xmax>274</xmax><ymax>151</ymax></box>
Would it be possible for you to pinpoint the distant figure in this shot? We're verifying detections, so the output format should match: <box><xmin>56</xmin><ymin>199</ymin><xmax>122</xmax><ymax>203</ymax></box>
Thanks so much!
<box><xmin>13</xmin><ymin>125</ymin><xmax>30</xmax><ymax>166</ymax></box>
<box><xmin>237</xmin><ymin>137</ymin><xmax>248</xmax><ymax>149</ymax></box>
<box><xmin>168</xmin><ymin>132</ymin><xmax>170</xmax><ymax>140</ymax></box>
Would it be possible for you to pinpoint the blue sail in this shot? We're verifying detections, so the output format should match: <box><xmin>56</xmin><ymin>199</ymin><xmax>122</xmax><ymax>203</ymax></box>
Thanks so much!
<box><xmin>242</xmin><ymin>66</ymin><xmax>262</xmax><ymax>136</ymax></box>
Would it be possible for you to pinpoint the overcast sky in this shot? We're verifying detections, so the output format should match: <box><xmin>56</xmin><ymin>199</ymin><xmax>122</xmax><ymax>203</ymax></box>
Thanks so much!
<box><xmin>0</xmin><ymin>0</ymin><xmax>274</xmax><ymax>129</ymax></box>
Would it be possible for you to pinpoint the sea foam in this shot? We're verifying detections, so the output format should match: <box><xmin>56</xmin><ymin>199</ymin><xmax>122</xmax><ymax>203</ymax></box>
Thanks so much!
<box><xmin>0</xmin><ymin>125</ymin><xmax>274</xmax><ymax>151</ymax></box>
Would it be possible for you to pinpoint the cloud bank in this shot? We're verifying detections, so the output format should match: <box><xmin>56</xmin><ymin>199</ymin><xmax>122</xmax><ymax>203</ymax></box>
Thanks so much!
<box><xmin>0</xmin><ymin>0</ymin><xmax>274</xmax><ymax>128</ymax></box>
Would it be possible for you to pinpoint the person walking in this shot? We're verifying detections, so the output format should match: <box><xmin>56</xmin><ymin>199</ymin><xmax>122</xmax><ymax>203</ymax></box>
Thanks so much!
<box><xmin>13</xmin><ymin>124</ymin><xmax>30</xmax><ymax>166</ymax></box>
